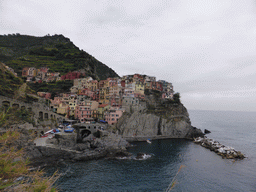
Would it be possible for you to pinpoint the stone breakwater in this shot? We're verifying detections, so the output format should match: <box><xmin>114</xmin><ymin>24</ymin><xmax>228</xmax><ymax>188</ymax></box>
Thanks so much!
<box><xmin>194</xmin><ymin>137</ymin><xmax>245</xmax><ymax>159</ymax></box>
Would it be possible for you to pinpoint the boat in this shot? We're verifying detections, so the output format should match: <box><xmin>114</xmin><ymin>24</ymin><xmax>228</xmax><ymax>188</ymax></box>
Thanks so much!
<box><xmin>146</xmin><ymin>139</ymin><xmax>152</xmax><ymax>144</ymax></box>
<box><xmin>41</xmin><ymin>128</ymin><xmax>60</xmax><ymax>137</ymax></box>
<box><xmin>64</xmin><ymin>125</ymin><xmax>74</xmax><ymax>133</ymax></box>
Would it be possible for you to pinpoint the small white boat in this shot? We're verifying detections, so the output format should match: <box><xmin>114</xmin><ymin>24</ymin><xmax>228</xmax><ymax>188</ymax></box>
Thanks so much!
<box><xmin>146</xmin><ymin>139</ymin><xmax>152</xmax><ymax>144</ymax></box>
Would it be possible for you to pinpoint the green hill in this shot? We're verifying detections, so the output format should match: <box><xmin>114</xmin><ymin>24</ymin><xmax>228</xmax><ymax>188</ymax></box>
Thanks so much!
<box><xmin>0</xmin><ymin>34</ymin><xmax>119</xmax><ymax>80</ymax></box>
<box><xmin>0</xmin><ymin>62</ymin><xmax>23</xmax><ymax>97</ymax></box>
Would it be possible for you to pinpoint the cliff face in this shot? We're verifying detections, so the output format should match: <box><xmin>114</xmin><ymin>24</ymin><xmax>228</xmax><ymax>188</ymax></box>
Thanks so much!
<box><xmin>116</xmin><ymin>96</ymin><xmax>203</xmax><ymax>139</ymax></box>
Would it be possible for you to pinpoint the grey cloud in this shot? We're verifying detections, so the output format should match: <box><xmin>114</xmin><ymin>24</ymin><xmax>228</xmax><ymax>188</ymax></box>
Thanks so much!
<box><xmin>1</xmin><ymin>0</ymin><xmax>256</xmax><ymax>111</ymax></box>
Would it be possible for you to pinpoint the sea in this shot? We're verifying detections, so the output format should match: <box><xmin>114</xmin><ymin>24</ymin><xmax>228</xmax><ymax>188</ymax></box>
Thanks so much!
<box><xmin>47</xmin><ymin>110</ymin><xmax>256</xmax><ymax>192</ymax></box>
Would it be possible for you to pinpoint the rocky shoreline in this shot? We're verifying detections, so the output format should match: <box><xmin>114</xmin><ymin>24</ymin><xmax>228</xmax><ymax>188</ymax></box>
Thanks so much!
<box><xmin>1</xmin><ymin>124</ymin><xmax>243</xmax><ymax>171</ymax></box>
<box><xmin>28</xmin><ymin>130</ymin><xmax>132</xmax><ymax>167</ymax></box>
<box><xmin>27</xmin><ymin>126</ymin><xmax>203</xmax><ymax>167</ymax></box>
<box><xmin>0</xmin><ymin>120</ymin><xmax>204</xmax><ymax>168</ymax></box>
<box><xmin>194</xmin><ymin>136</ymin><xmax>245</xmax><ymax>159</ymax></box>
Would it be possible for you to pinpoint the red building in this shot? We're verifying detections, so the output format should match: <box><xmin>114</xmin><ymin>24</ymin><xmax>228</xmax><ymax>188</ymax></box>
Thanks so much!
<box><xmin>121</xmin><ymin>80</ymin><xmax>126</xmax><ymax>88</ymax></box>
<box><xmin>152</xmin><ymin>82</ymin><xmax>163</xmax><ymax>92</ymax></box>
<box><xmin>61</xmin><ymin>72</ymin><xmax>85</xmax><ymax>80</ymax></box>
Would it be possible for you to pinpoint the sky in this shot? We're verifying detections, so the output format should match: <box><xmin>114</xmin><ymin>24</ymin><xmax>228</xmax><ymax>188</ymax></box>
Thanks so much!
<box><xmin>1</xmin><ymin>0</ymin><xmax>256</xmax><ymax>112</ymax></box>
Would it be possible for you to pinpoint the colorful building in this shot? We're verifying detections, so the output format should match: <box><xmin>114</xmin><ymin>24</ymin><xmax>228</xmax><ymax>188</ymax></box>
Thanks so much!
<box><xmin>75</xmin><ymin>100</ymin><xmax>99</xmax><ymax>122</ymax></box>
<box><xmin>22</xmin><ymin>67</ymin><xmax>29</xmax><ymax>77</ymax></box>
<box><xmin>97</xmin><ymin>104</ymin><xmax>110</xmax><ymax>120</ymax></box>
<box><xmin>135</xmin><ymin>81</ymin><xmax>145</xmax><ymax>95</ymax></box>
<box><xmin>104</xmin><ymin>107</ymin><xmax>125</xmax><ymax>125</ymax></box>
<box><xmin>61</xmin><ymin>71</ymin><xmax>85</xmax><ymax>80</ymax></box>
<box><xmin>28</xmin><ymin>67</ymin><xmax>37</xmax><ymax>77</ymax></box>
<box><xmin>57</xmin><ymin>103</ymin><xmax>69</xmax><ymax>116</ymax></box>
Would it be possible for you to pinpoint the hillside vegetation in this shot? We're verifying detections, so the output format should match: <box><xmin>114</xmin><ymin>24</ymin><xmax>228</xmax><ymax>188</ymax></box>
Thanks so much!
<box><xmin>0</xmin><ymin>130</ymin><xmax>59</xmax><ymax>191</ymax></box>
<box><xmin>0</xmin><ymin>34</ymin><xmax>118</xmax><ymax>80</ymax></box>
<box><xmin>0</xmin><ymin>62</ymin><xmax>23</xmax><ymax>97</ymax></box>
<box><xmin>28</xmin><ymin>80</ymin><xmax>73</xmax><ymax>98</ymax></box>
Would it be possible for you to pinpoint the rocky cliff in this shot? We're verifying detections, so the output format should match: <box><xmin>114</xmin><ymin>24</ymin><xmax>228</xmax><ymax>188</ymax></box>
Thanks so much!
<box><xmin>116</xmin><ymin>94</ymin><xmax>203</xmax><ymax>140</ymax></box>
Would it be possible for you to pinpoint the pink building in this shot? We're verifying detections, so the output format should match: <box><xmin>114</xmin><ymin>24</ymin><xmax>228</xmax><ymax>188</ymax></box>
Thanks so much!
<box><xmin>75</xmin><ymin>105</ymin><xmax>93</xmax><ymax>122</ymax></box>
<box><xmin>75</xmin><ymin>100</ymin><xmax>99</xmax><ymax>123</ymax></box>
<box><xmin>104</xmin><ymin>107</ymin><xmax>125</xmax><ymax>125</ymax></box>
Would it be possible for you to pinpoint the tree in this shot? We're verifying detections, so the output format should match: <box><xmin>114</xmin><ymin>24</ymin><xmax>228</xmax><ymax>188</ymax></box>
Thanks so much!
<box><xmin>173</xmin><ymin>92</ymin><xmax>180</xmax><ymax>104</ymax></box>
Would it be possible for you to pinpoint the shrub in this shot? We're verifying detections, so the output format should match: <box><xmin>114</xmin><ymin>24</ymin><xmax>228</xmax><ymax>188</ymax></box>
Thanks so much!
<box><xmin>0</xmin><ymin>130</ymin><xmax>59</xmax><ymax>191</ymax></box>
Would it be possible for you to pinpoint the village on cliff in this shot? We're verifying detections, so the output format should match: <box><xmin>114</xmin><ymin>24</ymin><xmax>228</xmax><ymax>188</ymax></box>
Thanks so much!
<box><xmin>21</xmin><ymin>67</ymin><xmax>175</xmax><ymax>124</ymax></box>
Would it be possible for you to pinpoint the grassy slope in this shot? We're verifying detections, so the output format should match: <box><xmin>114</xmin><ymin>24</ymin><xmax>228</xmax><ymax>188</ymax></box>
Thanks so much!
<box><xmin>0</xmin><ymin>62</ymin><xmax>23</xmax><ymax>97</ymax></box>
<box><xmin>0</xmin><ymin>34</ymin><xmax>119</xmax><ymax>80</ymax></box>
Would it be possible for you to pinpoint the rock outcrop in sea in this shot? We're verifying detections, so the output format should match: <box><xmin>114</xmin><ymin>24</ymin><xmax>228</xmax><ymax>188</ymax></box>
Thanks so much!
<box><xmin>194</xmin><ymin>137</ymin><xmax>245</xmax><ymax>159</ymax></box>
<box><xmin>116</xmin><ymin>94</ymin><xmax>203</xmax><ymax>141</ymax></box>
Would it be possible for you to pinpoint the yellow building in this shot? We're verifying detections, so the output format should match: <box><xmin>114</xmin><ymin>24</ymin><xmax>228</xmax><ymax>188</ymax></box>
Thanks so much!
<box><xmin>57</xmin><ymin>103</ymin><xmax>69</xmax><ymax>115</ymax></box>
<box><xmin>97</xmin><ymin>104</ymin><xmax>110</xmax><ymax>120</ymax></box>
<box><xmin>135</xmin><ymin>81</ymin><xmax>145</xmax><ymax>95</ymax></box>
<box><xmin>68</xmin><ymin>95</ymin><xmax>77</xmax><ymax>117</ymax></box>
<box><xmin>99</xmin><ymin>80</ymin><xmax>110</xmax><ymax>104</ymax></box>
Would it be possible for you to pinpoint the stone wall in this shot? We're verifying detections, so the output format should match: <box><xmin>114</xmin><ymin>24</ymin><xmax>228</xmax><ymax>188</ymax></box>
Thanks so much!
<box><xmin>0</xmin><ymin>95</ymin><xmax>66</xmax><ymax>124</ymax></box>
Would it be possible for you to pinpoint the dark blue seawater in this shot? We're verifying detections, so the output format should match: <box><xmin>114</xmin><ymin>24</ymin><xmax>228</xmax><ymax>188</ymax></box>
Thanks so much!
<box><xmin>48</xmin><ymin>110</ymin><xmax>256</xmax><ymax>191</ymax></box>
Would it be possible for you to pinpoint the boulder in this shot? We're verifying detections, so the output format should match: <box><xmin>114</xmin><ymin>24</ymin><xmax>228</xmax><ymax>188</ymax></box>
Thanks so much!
<box><xmin>76</xmin><ymin>143</ymin><xmax>90</xmax><ymax>151</ymax></box>
<box><xmin>204</xmin><ymin>129</ymin><xmax>211</xmax><ymax>134</ymax></box>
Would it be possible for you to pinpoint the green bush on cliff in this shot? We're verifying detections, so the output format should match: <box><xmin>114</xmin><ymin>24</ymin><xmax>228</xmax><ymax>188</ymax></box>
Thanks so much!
<box><xmin>0</xmin><ymin>63</ymin><xmax>23</xmax><ymax>97</ymax></box>
<box><xmin>0</xmin><ymin>107</ymin><xmax>34</xmax><ymax>127</ymax></box>
<box><xmin>0</xmin><ymin>130</ymin><xmax>59</xmax><ymax>191</ymax></box>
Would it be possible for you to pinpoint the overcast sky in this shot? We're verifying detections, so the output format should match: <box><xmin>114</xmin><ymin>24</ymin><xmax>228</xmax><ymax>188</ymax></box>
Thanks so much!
<box><xmin>1</xmin><ymin>0</ymin><xmax>256</xmax><ymax>112</ymax></box>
